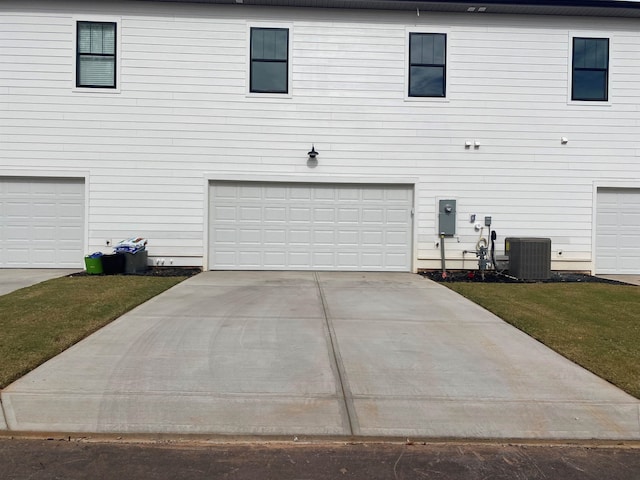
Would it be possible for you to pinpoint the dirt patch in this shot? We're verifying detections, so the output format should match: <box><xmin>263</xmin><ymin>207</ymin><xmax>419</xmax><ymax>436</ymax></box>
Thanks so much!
<box><xmin>1</xmin><ymin>438</ymin><xmax>639</xmax><ymax>480</ymax></box>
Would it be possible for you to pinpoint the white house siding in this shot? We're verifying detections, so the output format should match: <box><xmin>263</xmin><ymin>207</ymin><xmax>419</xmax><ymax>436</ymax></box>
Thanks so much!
<box><xmin>1</xmin><ymin>0</ymin><xmax>639</xmax><ymax>271</ymax></box>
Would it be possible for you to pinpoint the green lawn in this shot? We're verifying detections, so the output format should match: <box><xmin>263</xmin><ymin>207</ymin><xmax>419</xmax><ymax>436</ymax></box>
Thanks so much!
<box><xmin>445</xmin><ymin>282</ymin><xmax>640</xmax><ymax>398</ymax></box>
<box><xmin>0</xmin><ymin>275</ymin><xmax>186</xmax><ymax>389</ymax></box>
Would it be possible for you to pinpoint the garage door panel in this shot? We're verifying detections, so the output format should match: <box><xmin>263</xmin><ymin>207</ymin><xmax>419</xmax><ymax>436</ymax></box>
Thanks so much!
<box><xmin>209</xmin><ymin>182</ymin><xmax>413</xmax><ymax>271</ymax></box>
<box><xmin>215</xmin><ymin>228</ymin><xmax>236</xmax><ymax>243</ymax></box>
<box><xmin>0</xmin><ymin>178</ymin><xmax>84</xmax><ymax>268</ymax></box>
<box><xmin>5</xmin><ymin>247</ymin><xmax>30</xmax><ymax>264</ymax></box>
<box><xmin>313</xmin><ymin>188</ymin><xmax>335</xmax><ymax>201</ymax></box>
<box><xmin>386</xmin><ymin>253</ymin><xmax>408</xmax><ymax>268</ymax></box>
<box><xmin>314</xmin><ymin>230</ymin><xmax>334</xmax><ymax>244</ymax></box>
<box><xmin>620</xmin><ymin>235</ymin><xmax>640</xmax><ymax>248</ymax></box>
<box><xmin>338</xmin><ymin>208</ymin><xmax>359</xmax><ymax>223</ymax></box>
<box><xmin>362</xmin><ymin>231</ymin><xmax>383</xmax><ymax>245</ymax></box>
<box><xmin>240</xmin><ymin>207</ymin><xmax>261</xmax><ymax>221</ymax></box>
<box><xmin>362</xmin><ymin>189</ymin><xmax>384</xmax><ymax>201</ymax></box>
<box><xmin>239</xmin><ymin>229</ymin><xmax>261</xmax><ymax>244</ymax></box>
<box><xmin>362</xmin><ymin>252</ymin><xmax>383</xmax><ymax>267</ymax></box>
<box><xmin>387</xmin><ymin>208</ymin><xmax>409</xmax><ymax>224</ymax></box>
<box><xmin>387</xmin><ymin>230</ymin><xmax>408</xmax><ymax>245</ymax></box>
<box><xmin>362</xmin><ymin>208</ymin><xmax>384</xmax><ymax>223</ymax></box>
<box><xmin>336</xmin><ymin>252</ymin><xmax>358</xmax><ymax>268</ymax></box>
<box><xmin>290</xmin><ymin>230</ymin><xmax>311</xmax><ymax>244</ymax></box>
<box><xmin>264</xmin><ymin>229</ymin><xmax>286</xmax><ymax>244</ymax></box>
<box><xmin>620</xmin><ymin>213</ymin><xmax>640</xmax><ymax>227</ymax></box>
<box><xmin>265</xmin><ymin>207</ymin><xmax>286</xmax><ymax>222</ymax></box>
<box><xmin>239</xmin><ymin>185</ymin><xmax>261</xmax><ymax>199</ymax></box>
<box><xmin>239</xmin><ymin>250</ymin><xmax>260</xmax><ymax>265</ymax></box>
<box><xmin>215</xmin><ymin>206</ymin><xmax>236</xmax><ymax>221</ymax></box>
<box><xmin>265</xmin><ymin>187</ymin><xmax>287</xmax><ymax>200</ymax></box>
<box><xmin>289</xmin><ymin>251</ymin><xmax>311</xmax><ymax>266</ymax></box>
<box><xmin>596</xmin><ymin>188</ymin><xmax>640</xmax><ymax>274</ymax></box>
<box><xmin>60</xmin><ymin>203</ymin><xmax>84</xmax><ymax>218</ymax></box>
<box><xmin>213</xmin><ymin>185</ymin><xmax>236</xmax><ymax>199</ymax></box>
<box><xmin>291</xmin><ymin>187</ymin><xmax>312</xmax><ymax>200</ymax></box>
<box><xmin>387</xmin><ymin>188</ymin><xmax>412</xmax><ymax>202</ymax></box>
<box><xmin>290</xmin><ymin>208</ymin><xmax>311</xmax><ymax>222</ymax></box>
<box><xmin>338</xmin><ymin>230</ymin><xmax>358</xmax><ymax>245</ymax></box>
<box><xmin>33</xmin><ymin>225</ymin><xmax>56</xmax><ymax>240</ymax></box>
<box><xmin>6</xmin><ymin>224</ymin><xmax>29</xmax><ymax>240</ymax></box>
<box><xmin>313</xmin><ymin>208</ymin><xmax>334</xmax><ymax>222</ymax></box>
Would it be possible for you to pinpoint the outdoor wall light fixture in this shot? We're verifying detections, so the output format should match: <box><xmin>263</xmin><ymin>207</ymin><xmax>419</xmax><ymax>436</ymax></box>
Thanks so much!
<box><xmin>308</xmin><ymin>145</ymin><xmax>319</xmax><ymax>159</ymax></box>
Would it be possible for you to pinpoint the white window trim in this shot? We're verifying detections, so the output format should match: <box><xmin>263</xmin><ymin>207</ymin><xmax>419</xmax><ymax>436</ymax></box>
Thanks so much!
<box><xmin>246</xmin><ymin>22</ymin><xmax>293</xmax><ymax>99</ymax></box>
<box><xmin>72</xmin><ymin>15</ymin><xmax>122</xmax><ymax>94</ymax></box>
<box><xmin>567</xmin><ymin>31</ymin><xmax>612</xmax><ymax>107</ymax></box>
<box><xmin>404</xmin><ymin>26</ymin><xmax>450</xmax><ymax>103</ymax></box>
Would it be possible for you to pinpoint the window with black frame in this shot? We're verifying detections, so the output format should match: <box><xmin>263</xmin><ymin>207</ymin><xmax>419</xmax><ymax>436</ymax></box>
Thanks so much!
<box><xmin>572</xmin><ymin>37</ymin><xmax>609</xmax><ymax>101</ymax></box>
<box><xmin>77</xmin><ymin>21</ymin><xmax>117</xmax><ymax>88</ymax></box>
<box><xmin>250</xmin><ymin>27</ymin><xmax>289</xmax><ymax>94</ymax></box>
<box><xmin>409</xmin><ymin>33</ymin><xmax>446</xmax><ymax>98</ymax></box>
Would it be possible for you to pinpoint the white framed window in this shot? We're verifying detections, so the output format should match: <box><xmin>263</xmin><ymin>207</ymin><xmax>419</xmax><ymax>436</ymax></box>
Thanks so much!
<box><xmin>246</xmin><ymin>23</ymin><xmax>293</xmax><ymax>97</ymax></box>
<box><xmin>568</xmin><ymin>32</ymin><xmax>612</xmax><ymax>105</ymax></box>
<box><xmin>405</xmin><ymin>28</ymin><xmax>450</xmax><ymax>102</ymax></box>
<box><xmin>73</xmin><ymin>17</ymin><xmax>121</xmax><ymax>93</ymax></box>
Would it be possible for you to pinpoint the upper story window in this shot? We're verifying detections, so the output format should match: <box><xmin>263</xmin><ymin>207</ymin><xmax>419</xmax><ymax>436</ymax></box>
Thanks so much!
<box><xmin>409</xmin><ymin>33</ymin><xmax>446</xmax><ymax>97</ymax></box>
<box><xmin>572</xmin><ymin>37</ymin><xmax>609</xmax><ymax>101</ymax></box>
<box><xmin>250</xmin><ymin>27</ymin><xmax>289</xmax><ymax>94</ymax></box>
<box><xmin>76</xmin><ymin>21</ymin><xmax>117</xmax><ymax>89</ymax></box>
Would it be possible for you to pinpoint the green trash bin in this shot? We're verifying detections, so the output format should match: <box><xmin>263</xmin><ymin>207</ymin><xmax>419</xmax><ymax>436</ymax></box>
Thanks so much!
<box><xmin>84</xmin><ymin>253</ymin><xmax>104</xmax><ymax>274</ymax></box>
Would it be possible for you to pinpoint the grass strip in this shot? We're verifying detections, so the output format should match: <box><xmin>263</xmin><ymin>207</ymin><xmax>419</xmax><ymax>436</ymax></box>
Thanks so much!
<box><xmin>0</xmin><ymin>275</ymin><xmax>185</xmax><ymax>389</ymax></box>
<box><xmin>445</xmin><ymin>282</ymin><xmax>640</xmax><ymax>398</ymax></box>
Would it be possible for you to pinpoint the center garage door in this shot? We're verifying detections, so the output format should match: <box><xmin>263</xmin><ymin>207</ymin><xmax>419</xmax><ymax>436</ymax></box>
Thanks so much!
<box><xmin>209</xmin><ymin>181</ymin><xmax>414</xmax><ymax>271</ymax></box>
<box><xmin>0</xmin><ymin>177</ymin><xmax>85</xmax><ymax>268</ymax></box>
<box><xmin>595</xmin><ymin>188</ymin><xmax>640</xmax><ymax>274</ymax></box>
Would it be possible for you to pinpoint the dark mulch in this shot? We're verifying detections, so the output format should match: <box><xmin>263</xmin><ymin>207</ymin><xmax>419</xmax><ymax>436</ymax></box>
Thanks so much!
<box><xmin>70</xmin><ymin>267</ymin><xmax>202</xmax><ymax>278</ymax></box>
<box><xmin>420</xmin><ymin>270</ymin><xmax>625</xmax><ymax>284</ymax></box>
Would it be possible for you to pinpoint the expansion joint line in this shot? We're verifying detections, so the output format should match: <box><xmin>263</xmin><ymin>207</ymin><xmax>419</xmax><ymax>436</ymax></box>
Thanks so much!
<box><xmin>314</xmin><ymin>272</ymin><xmax>356</xmax><ymax>436</ymax></box>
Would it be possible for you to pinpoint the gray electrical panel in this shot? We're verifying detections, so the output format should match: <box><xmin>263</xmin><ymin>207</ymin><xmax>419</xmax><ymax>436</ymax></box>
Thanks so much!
<box><xmin>438</xmin><ymin>199</ymin><xmax>456</xmax><ymax>236</ymax></box>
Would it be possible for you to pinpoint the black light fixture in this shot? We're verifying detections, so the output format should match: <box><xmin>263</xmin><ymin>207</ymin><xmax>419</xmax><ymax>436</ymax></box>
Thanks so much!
<box><xmin>308</xmin><ymin>145</ymin><xmax>318</xmax><ymax>159</ymax></box>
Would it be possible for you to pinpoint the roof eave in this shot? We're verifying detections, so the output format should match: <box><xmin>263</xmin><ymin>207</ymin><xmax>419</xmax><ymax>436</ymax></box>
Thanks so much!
<box><xmin>140</xmin><ymin>0</ymin><xmax>640</xmax><ymax>17</ymax></box>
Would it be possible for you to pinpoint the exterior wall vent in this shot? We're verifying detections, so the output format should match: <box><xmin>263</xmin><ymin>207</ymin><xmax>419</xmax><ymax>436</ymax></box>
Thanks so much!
<box><xmin>505</xmin><ymin>237</ymin><xmax>551</xmax><ymax>280</ymax></box>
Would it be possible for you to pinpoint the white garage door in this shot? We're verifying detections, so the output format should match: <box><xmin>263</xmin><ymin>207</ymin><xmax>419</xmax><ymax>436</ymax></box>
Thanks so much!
<box><xmin>596</xmin><ymin>188</ymin><xmax>640</xmax><ymax>274</ymax></box>
<box><xmin>0</xmin><ymin>177</ymin><xmax>85</xmax><ymax>268</ymax></box>
<box><xmin>209</xmin><ymin>182</ymin><xmax>413</xmax><ymax>271</ymax></box>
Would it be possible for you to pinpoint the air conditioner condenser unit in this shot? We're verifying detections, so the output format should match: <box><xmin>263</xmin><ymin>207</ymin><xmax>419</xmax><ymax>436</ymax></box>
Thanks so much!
<box><xmin>505</xmin><ymin>237</ymin><xmax>551</xmax><ymax>280</ymax></box>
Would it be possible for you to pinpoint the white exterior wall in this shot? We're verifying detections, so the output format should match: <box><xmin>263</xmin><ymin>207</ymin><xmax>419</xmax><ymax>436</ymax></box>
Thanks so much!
<box><xmin>1</xmin><ymin>0</ymin><xmax>639</xmax><ymax>271</ymax></box>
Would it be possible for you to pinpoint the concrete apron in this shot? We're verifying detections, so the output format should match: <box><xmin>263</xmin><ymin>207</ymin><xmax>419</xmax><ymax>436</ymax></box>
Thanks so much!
<box><xmin>0</xmin><ymin>269</ymin><xmax>80</xmax><ymax>297</ymax></box>
<box><xmin>2</xmin><ymin>271</ymin><xmax>639</xmax><ymax>440</ymax></box>
<box><xmin>596</xmin><ymin>274</ymin><xmax>640</xmax><ymax>286</ymax></box>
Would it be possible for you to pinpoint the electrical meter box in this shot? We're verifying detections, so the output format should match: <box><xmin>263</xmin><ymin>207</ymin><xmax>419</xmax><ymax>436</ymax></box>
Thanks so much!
<box><xmin>438</xmin><ymin>199</ymin><xmax>456</xmax><ymax>236</ymax></box>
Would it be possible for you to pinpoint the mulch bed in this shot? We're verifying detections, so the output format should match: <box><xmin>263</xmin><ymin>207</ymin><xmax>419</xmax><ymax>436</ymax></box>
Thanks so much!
<box><xmin>420</xmin><ymin>270</ymin><xmax>625</xmax><ymax>284</ymax></box>
<box><xmin>70</xmin><ymin>267</ymin><xmax>202</xmax><ymax>278</ymax></box>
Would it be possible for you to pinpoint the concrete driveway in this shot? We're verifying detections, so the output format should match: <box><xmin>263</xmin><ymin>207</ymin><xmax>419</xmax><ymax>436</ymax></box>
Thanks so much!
<box><xmin>2</xmin><ymin>271</ymin><xmax>639</xmax><ymax>439</ymax></box>
<box><xmin>0</xmin><ymin>269</ymin><xmax>79</xmax><ymax>296</ymax></box>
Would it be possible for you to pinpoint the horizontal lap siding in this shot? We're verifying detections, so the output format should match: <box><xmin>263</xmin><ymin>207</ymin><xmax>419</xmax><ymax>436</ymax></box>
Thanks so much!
<box><xmin>1</xmin><ymin>1</ymin><xmax>639</xmax><ymax>268</ymax></box>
